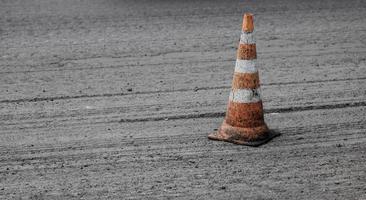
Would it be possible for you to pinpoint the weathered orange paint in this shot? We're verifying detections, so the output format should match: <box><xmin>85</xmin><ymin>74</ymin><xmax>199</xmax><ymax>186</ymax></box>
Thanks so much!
<box><xmin>242</xmin><ymin>13</ymin><xmax>254</xmax><ymax>33</ymax></box>
<box><xmin>237</xmin><ymin>44</ymin><xmax>257</xmax><ymax>60</ymax></box>
<box><xmin>232</xmin><ymin>72</ymin><xmax>260</xmax><ymax>89</ymax></box>
<box><xmin>225</xmin><ymin>101</ymin><xmax>265</xmax><ymax>128</ymax></box>
<box><xmin>208</xmin><ymin>12</ymin><xmax>280</xmax><ymax>146</ymax></box>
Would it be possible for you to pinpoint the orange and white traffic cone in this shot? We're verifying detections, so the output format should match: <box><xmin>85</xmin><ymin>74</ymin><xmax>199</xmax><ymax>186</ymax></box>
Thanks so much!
<box><xmin>208</xmin><ymin>13</ymin><xmax>280</xmax><ymax>146</ymax></box>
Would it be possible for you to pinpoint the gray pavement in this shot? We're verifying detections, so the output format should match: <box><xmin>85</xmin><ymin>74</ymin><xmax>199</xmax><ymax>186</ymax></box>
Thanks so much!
<box><xmin>1</xmin><ymin>0</ymin><xmax>366</xmax><ymax>199</ymax></box>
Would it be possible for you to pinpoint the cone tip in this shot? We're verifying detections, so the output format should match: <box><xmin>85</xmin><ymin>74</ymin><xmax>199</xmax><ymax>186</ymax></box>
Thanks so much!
<box><xmin>242</xmin><ymin>13</ymin><xmax>254</xmax><ymax>32</ymax></box>
<box><xmin>244</xmin><ymin>12</ymin><xmax>254</xmax><ymax>17</ymax></box>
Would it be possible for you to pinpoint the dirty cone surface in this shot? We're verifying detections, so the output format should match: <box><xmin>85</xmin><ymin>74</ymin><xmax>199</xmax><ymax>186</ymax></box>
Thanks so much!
<box><xmin>1</xmin><ymin>0</ymin><xmax>366</xmax><ymax>199</ymax></box>
<box><xmin>208</xmin><ymin>13</ymin><xmax>280</xmax><ymax>146</ymax></box>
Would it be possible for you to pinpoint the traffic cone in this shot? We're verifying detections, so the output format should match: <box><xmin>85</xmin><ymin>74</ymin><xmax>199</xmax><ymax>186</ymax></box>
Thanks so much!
<box><xmin>208</xmin><ymin>13</ymin><xmax>280</xmax><ymax>146</ymax></box>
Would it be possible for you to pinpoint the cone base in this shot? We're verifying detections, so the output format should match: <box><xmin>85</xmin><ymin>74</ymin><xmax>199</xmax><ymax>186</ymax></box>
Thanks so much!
<box><xmin>208</xmin><ymin>122</ymin><xmax>280</xmax><ymax>147</ymax></box>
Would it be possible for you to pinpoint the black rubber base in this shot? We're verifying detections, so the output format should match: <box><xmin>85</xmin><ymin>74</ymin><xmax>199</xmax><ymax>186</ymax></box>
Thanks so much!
<box><xmin>208</xmin><ymin>130</ymin><xmax>280</xmax><ymax>147</ymax></box>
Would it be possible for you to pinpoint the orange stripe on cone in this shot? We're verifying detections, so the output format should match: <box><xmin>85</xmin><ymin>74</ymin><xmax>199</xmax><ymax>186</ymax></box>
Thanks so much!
<box><xmin>225</xmin><ymin>101</ymin><xmax>265</xmax><ymax>128</ymax></box>
<box><xmin>208</xmin><ymin>13</ymin><xmax>280</xmax><ymax>146</ymax></box>
<box><xmin>237</xmin><ymin>44</ymin><xmax>257</xmax><ymax>60</ymax></box>
<box><xmin>232</xmin><ymin>72</ymin><xmax>260</xmax><ymax>89</ymax></box>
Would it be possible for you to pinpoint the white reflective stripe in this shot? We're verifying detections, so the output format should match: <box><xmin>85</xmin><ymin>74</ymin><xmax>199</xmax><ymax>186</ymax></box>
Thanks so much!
<box><xmin>235</xmin><ymin>59</ymin><xmax>257</xmax><ymax>73</ymax></box>
<box><xmin>229</xmin><ymin>88</ymin><xmax>261</xmax><ymax>103</ymax></box>
<box><xmin>240</xmin><ymin>31</ymin><xmax>255</xmax><ymax>44</ymax></box>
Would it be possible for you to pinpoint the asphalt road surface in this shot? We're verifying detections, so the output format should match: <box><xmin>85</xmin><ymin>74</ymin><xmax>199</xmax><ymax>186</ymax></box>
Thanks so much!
<box><xmin>1</xmin><ymin>0</ymin><xmax>366</xmax><ymax>199</ymax></box>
